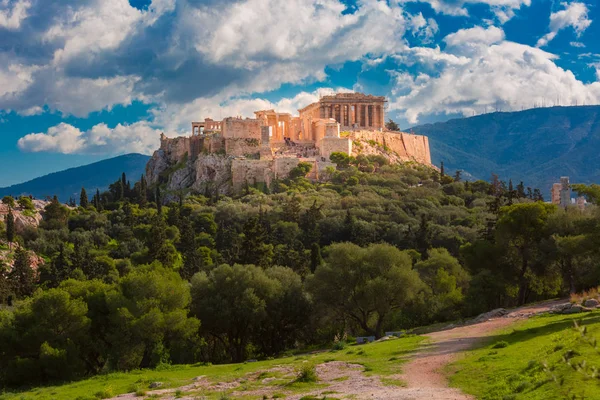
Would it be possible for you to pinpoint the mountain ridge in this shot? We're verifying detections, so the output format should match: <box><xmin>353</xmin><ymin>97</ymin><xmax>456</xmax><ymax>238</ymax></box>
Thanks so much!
<box><xmin>0</xmin><ymin>153</ymin><xmax>150</xmax><ymax>202</ymax></box>
<box><xmin>410</xmin><ymin>105</ymin><xmax>600</xmax><ymax>193</ymax></box>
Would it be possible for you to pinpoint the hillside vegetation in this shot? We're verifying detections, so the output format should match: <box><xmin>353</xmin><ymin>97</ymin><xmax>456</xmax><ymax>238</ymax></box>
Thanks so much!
<box><xmin>411</xmin><ymin>105</ymin><xmax>600</xmax><ymax>192</ymax></box>
<box><xmin>1</xmin><ymin>154</ymin><xmax>600</xmax><ymax>394</ymax></box>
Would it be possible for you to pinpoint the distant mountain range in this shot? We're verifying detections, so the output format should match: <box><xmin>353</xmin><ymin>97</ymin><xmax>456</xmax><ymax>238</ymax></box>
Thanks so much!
<box><xmin>410</xmin><ymin>105</ymin><xmax>600</xmax><ymax>193</ymax></box>
<box><xmin>0</xmin><ymin>153</ymin><xmax>150</xmax><ymax>202</ymax></box>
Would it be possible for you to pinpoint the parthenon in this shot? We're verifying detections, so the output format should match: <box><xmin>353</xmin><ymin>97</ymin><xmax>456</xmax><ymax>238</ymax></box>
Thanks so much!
<box><xmin>299</xmin><ymin>92</ymin><xmax>386</xmax><ymax>132</ymax></box>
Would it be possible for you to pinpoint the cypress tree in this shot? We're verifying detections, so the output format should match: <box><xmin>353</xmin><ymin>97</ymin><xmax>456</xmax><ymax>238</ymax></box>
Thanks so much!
<box><xmin>139</xmin><ymin>175</ymin><xmax>147</xmax><ymax>207</ymax></box>
<box><xmin>121</xmin><ymin>172</ymin><xmax>127</xmax><ymax>198</ymax></box>
<box><xmin>5</xmin><ymin>210</ymin><xmax>15</xmax><ymax>247</ymax></box>
<box><xmin>156</xmin><ymin>186</ymin><xmax>162</xmax><ymax>214</ymax></box>
<box><xmin>80</xmin><ymin>187</ymin><xmax>88</xmax><ymax>208</ymax></box>
<box><xmin>310</xmin><ymin>243</ymin><xmax>322</xmax><ymax>273</ymax></box>
<box><xmin>440</xmin><ymin>161</ymin><xmax>445</xmax><ymax>177</ymax></box>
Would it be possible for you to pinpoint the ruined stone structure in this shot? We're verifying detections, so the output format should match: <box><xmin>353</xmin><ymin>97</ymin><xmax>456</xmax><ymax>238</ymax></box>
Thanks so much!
<box><xmin>146</xmin><ymin>93</ymin><xmax>431</xmax><ymax>195</ymax></box>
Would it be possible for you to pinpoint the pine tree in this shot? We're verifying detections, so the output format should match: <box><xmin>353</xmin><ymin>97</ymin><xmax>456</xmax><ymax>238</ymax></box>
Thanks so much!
<box><xmin>80</xmin><ymin>187</ymin><xmax>88</xmax><ymax>208</ymax></box>
<box><xmin>440</xmin><ymin>161</ymin><xmax>445</xmax><ymax>177</ymax></box>
<box><xmin>5</xmin><ymin>209</ymin><xmax>15</xmax><ymax>247</ymax></box>
<box><xmin>9</xmin><ymin>248</ymin><xmax>35</xmax><ymax>298</ymax></box>
<box><xmin>453</xmin><ymin>170</ymin><xmax>462</xmax><ymax>182</ymax></box>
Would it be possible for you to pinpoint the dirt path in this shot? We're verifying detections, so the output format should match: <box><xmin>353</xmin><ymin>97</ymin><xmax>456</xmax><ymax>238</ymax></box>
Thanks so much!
<box><xmin>391</xmin><ymin>300</ymin><xmax>566</xmax><ymax>400</ymax></box>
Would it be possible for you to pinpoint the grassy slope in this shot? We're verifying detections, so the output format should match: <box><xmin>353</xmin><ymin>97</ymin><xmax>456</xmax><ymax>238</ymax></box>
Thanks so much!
<box><xmin>449</xmin><ymin>310</ymin><xmax>600</xmax><ymax>400</ymax></box>
<box><xmin>0</xmin><ymin>336</ymin><xmax>425</xmax><ymax>400</ymax></box>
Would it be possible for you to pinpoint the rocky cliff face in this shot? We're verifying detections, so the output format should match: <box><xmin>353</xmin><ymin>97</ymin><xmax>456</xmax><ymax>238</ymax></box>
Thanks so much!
<box><xmin>0</xmin><ymin>200</ymin><xmax>48</xmax><ymax>232</ymax></box>
<box><xmin>147</xmin><ymin>130</ymin><xmax>433</xmax><ymax>198</ymax></box>
<box><xmin>146</xmin><ymin>146</ymin><xmax>234</xmax><ymax>196</ymax></box>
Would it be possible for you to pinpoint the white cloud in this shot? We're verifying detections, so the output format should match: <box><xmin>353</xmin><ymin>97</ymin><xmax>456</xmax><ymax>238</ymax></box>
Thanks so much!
<box><xmin>0</xmin><ymin>0</ymin><xmax>31</xmax><ymax>29</ymax></box>
<box><xmin>18</xmin><ymin>121</ymin><xmax>162</xmax><ymax>155</ymax></box>
<box><xmin>388</xmin><ymin>27</ymin><xmax>600</xmax><ymax>124</ymax></box>
<box><xmin>0</xmin><ymin>0</ymin><xmax>409</xmax><ymax>120</ymax></box>
<box><xmin>570</xmin><ymin>41</ymin><xmax>586</xmax><ymax>48</ymax></box>
<box><xmin>408</xmin><ymin>12</ymin><xmax>439</xmax><ymax>43</ymax></box>
<box><xmin>398</xmin><ymin>0</ymin><xmax>531</xmax><ymax>21</ymax></box>
<box><xmin>444</xmin><ymin>25</ymin><xmax>505</xmax><ymax>55</ymax></box>
<box><xmin>45</xmin><ymin>0</ymin><xmax>143</xmax><ymax>66</ymax></box>
<box><xmin>537</xmin><ymin>2</ymin><xmax>592</xmax><ymax>47</ymax></box>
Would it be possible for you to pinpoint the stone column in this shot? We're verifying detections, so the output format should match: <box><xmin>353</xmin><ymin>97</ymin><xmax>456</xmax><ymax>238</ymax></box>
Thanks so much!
<box><xmin>366</xmin><ymin>105</ymin><xmax>371</xmax><ymax>128</ymax></box>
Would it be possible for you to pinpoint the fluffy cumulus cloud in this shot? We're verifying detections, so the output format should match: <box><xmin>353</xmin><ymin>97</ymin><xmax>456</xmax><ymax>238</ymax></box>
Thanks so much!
<box><xmin>398</xmin><ymin>0</ymin><xmax>530</xmax><ymax>22</ymax></box>
<box><xmin>0</xmin><ymin>0</ymin><xmax>408</xmax><ymax>119</ymax></box>
<box><xmin>537</xmin><ymin>2</ymin><xmax>592</xmax><ymax>47</ymax></box>
<box><xmin>18</xmin><ymin>121</ymin><xmax>162</xmax><ymax>155</ymax></box>
<box><xmin>388</xmin><ymin>26</ymin><xmax>600</xmax><ymax>124</ymax></box>
<box><xmin>0</xmin><ymin>0</ymin><xmax>30</xmax><ymax>29</ymax></box>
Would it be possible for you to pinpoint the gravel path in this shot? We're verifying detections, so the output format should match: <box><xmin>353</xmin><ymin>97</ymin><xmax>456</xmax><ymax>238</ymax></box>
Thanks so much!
<box><xmin>394</xmin><ymin>300</ymin><xmax>565</xmax><ymax>400</ymax></box>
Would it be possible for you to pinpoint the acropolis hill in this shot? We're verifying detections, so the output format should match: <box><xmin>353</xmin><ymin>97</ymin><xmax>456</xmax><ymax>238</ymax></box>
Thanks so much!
<box><xmin>146</xmin><ymin>93</ymin><xmax>432</xmax><ymax>195</ymax></box>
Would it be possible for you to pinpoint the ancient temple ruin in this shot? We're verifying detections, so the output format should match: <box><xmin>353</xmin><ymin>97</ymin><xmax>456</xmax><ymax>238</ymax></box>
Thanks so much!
<box><xmin>147</xmin><ymin>93</ymin><xmax>431</xmax><ymax>194</ymax></box>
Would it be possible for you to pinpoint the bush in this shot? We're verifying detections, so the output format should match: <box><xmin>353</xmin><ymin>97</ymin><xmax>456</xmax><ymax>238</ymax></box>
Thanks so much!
<box><xmin>492</xmin><ymin>341</ymin><xmax>509</xmax><ymax>349</ymax></box>
<box><xmin>296</xmin><ymin>364</ymin><xmax>318</xmax><ymax>383</ymax></box>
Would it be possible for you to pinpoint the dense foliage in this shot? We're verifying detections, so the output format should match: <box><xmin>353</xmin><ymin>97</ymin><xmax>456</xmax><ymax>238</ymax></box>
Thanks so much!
<box><xmin>1</xmin><ymin>158</ymin><xmax>600</xmax><ymax>389</ymax></box>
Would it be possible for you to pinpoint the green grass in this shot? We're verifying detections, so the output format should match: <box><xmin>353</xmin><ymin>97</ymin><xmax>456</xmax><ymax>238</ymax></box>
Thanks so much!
<box><xmin>0</xmin><ymin>335</ymin><xmax>425</xmax><ymax>400</ymax></box>
<box><xmin>449</xmin><ymin>310</ymin><xmax>600</xmax><ymax>400</ymax></box>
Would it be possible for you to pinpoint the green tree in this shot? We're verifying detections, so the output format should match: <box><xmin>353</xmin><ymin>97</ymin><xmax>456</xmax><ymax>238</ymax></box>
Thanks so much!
<box><xmin>288</xmin><ymin>162</ymin><xmax>313</xmax><ymax>180</ymax></box>
<box><xmin>41</xmin><ymin>197</ymin><xmax>69</xmax><ymax>230</ymax></box>
<box><xmin>415</xmin><ymin>248</ymin><xmax>469</xmax><ymax>320</ymax></box>
<box><xmin>179</xmin><ymin>219</ymin><xmax>204</xmax><ymax>280</ymax></box>
<box><xmin>307</xmin><ymin>243</ymin><xmax>424</xmax><ymax>338</ymax></box>
<box><xmin>107</xmin><ymin>264</ymin><xmax>200</xmax><ymax>369</ymax></box>
<box><xmin>495</xmin><ymin>202</ymin><xmax>557</xmax><ymax>305</ymax></box>
<box><xmin>5</xmin><ymin>209</ymin><xmax>15</xmax><ymax>247</ymax></box>
<box><xmin>330</xmin><ymin>152</ymin><xmax>352</xmax><ymax>169</ymax></box>
<box><xmin>17</xmin><ymin>196</ymin><xmax>34</xmax><ymax>211</ymax></box>
<box><xmin>80</xmin><ymin>188</ymin><xmax>88</xmax><ymax>208</ymax></box>
<box><xmin>191</xmin><ymin>264</ymin><xmax>278</xmax><ymax>362</ymax></box>
<box><xmin>9</xmin><ymin>248</ymin><xmax>36</xmax><ymax>299</ymax></box>
<box><xmin>2</xmin><ymin>196</ymin><xmax>15</xmax><ymax>209</ymax></box>
<box><xmin>572</xmin><ymin>183</ymin><xmax>600</xmax><ymax>204</ymax></box>
<box><xmin>385</xmin><ymin>119</ymin><xmax>399</xmax><ymax>131</ymax></box>
<box><xmin>0</xmin><ymin>288</ymin><xmax>91</xmax><ymax>386</ymax></box>
<box><xmin>310</xmin><ymin>243</ymin><xmax>322</xmax><ymax>273</ymax></box>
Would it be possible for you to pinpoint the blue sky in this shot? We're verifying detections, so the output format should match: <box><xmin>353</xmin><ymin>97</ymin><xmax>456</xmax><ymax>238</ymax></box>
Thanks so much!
<box><xmin>0</xmin><ymin>0</ymin><xmax>599</xmax><ymax>186</ymax></box>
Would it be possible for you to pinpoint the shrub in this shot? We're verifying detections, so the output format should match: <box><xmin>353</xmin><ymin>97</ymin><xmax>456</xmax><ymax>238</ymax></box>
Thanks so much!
<box><xmin>492</xmin><ymin>341</ymin><xmax>509</xmax><ymax>349</ymax></box>
<box><xmin>296</xmin><ymin>364</ymin><xmax>318</xmax><ymax>383</ymax></box>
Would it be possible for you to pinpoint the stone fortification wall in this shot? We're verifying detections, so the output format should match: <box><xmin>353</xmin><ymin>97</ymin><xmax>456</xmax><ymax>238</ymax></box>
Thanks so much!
<box><xmin>222</xmin><ymin>118</ymin><xmax>261</xmax><ymax>139</ymax></box>
<box><xmin>231</xmin><ymin>159</ymin><xmax>274</xmax><ymax>192</ymax></box>
<box><xmin>318</xmin><ymin>137</ymin><xmax>352</xmax><ymax>160</ymax></box>
<box><xmin>225</xmin><ymin>138</ymin><xmax>261</xmax><ymax>157</ymax></box>
<box><xmin>350</xmin><ymin>131</ymin><xmax>431</xmax><ymax>165</ymax></box>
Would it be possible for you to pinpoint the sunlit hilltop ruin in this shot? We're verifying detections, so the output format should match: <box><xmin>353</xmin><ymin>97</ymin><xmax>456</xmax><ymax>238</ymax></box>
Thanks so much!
<box><xmin>146</xmin><ymin>92</ymin><xmax>432</xmax><ymax>194</ymax></box>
